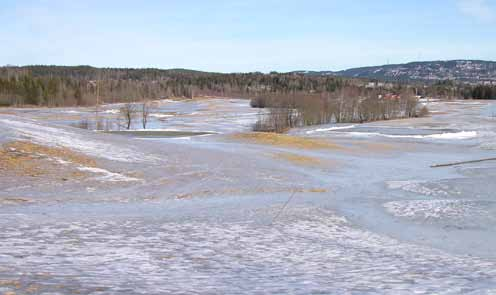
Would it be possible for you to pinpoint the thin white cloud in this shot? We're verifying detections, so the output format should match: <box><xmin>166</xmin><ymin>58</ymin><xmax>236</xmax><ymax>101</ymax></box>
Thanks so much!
<box><xmin>457</xmin><ymin>0</ymin><xmax>495</xmax><ymax>22</ymax></box>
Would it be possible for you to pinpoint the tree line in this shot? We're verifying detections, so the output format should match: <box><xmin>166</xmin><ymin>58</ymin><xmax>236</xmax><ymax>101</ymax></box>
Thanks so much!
<box><xmin>251</xmin><ymin>87</ymin><xmax>427</xmax><ymax>133</ymax></box>
<box><xmin>0</xmin><ymin>66</ymin><xmax>348</xmax><ymax>107</ymax></box>
<box><xmin>461</xmin><ymin>85</ymin><xmax>496</xmax><ymax>100</ymax></box>
<box><xmin>414</xmin><ymin>80</ymin><xmax>496</xmax><ymax>100</ymax></box>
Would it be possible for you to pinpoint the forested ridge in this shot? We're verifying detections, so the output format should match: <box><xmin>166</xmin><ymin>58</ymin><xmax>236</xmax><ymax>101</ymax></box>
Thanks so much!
<box><xmin>0</xmin><ymin>65</ymin><xmax>345</xmax><ymax>107</ymax></box>
<box><xmin>0</xmin><ymin>65</ymin><xmax>495</xmax><ymax>107</ymax></box>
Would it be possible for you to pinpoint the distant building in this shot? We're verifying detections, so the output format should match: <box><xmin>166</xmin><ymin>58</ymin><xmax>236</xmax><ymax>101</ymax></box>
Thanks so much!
<box><xmin>366</xmin><ymin>82</ymin><xmax>376</xmax><ymax>88</ymax></box>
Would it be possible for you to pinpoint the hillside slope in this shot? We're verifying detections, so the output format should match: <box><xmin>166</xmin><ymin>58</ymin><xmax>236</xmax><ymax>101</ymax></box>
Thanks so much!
<box><xmin>299</xmin><ymin>60</ymin><xmax>496</xmax><ymax>83</ymax></box>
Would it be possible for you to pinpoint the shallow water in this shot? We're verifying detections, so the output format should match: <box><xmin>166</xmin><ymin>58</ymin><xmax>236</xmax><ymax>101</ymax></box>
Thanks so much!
<box><xmin>29</xmin><ymin>98</ymin><xmax>261</xmax><ymax>134</ymax></box>
<box><xmin>105</xmin><ymin>130</ymin><xmax>215</xmax><ymax>138</ymax></box>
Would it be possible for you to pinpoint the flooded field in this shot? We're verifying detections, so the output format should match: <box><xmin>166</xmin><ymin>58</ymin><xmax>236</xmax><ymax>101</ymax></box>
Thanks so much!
<box><xmin>1</xmin><ymin>98</ymin><xmax>496</xmax><ymax>294</ymax></box>
<box><xmin>17</xmin><ymin>98</ymin><xmax>261</xmax><ymax>135</ymax></box>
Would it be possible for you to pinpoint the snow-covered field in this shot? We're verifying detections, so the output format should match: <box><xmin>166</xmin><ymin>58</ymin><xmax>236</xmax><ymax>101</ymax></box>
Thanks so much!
<box><xmin>1</xmin><ymin>98</ymin><xmax>496</xmax><ymax>294</ymax></box>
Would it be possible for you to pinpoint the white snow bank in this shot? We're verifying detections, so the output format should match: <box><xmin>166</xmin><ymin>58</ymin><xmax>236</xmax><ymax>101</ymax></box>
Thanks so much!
<box><xmin>427</xmin><ymin>131</ymin><xmax>477</xmax><ymax>140</ymax></box>
<box><xmin>306</xmin><ymin>125</ymin><xmax>356</xmax><ymax>134</ymax></box>
<box><xmin>418</xmin><ymin>98</ymin><xmax>441</xmax><ymax>103</ymax></box>
<box><xmin>48</xmin><ymin>155</ymin><xmax>142</xmax><ymax>182</ymax></box>
<box><xmin>77</xmin><ymin>167</ymin><xmax>141</xmax><ymax>182</ymax></box>
<box><xmin>342</xmin><ymin>131</ymin><xmax>477</xmax><ymax>140</ymax></box>
<box><xmin>149</xmin><ymin>113</ymin><xmax>174</xmax><ymax>118</ymax></box>
<box><xmin>103</xmin><ymin>109</ymin><xmax>120</xmax><ymax>114</ymax></box>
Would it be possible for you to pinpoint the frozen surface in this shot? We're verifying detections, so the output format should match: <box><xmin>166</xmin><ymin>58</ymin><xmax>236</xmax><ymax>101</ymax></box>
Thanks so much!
<box><xmin>0</xmin><ymin>117</ymin><xmax>159</xmax><ymax>163</ymax></box>
<box><xmin>1</xmin><ymin>205</ymin><xmax>496</xmax><ymax>294</ymax></box>
<box><xmin>384</xmin><ymin>199</ymin><xmax>495</xmax><ymax>221</ymax></box>
<box><xmin>12</xmin><ymin>98</ymin><xmax>261</xmax><ymax>134</ymax></box>
<box><xmin>1</xmin><ymin>98</ymin><xmax>496</xmax><ymax>294</ymax></box>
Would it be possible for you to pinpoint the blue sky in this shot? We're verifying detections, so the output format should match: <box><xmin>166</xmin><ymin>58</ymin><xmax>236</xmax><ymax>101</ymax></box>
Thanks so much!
<box><xmin>1</xmin><ymin>0</ymin><xmax>495</xmax><ymax>72</ymax></box>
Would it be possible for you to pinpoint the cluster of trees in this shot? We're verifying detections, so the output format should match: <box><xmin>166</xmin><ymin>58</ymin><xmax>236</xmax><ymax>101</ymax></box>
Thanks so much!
<box><xmin>8</xmin><ymin>65</ymin><xmax>496</xmax><ymax>134</ymax></box>
<box><xmin>414</xmin><ymin>80</ymin><xmax>496</xmax><ymax>100</ymax></box>
<box><xmin>461</xmin><ymin>85</ymin><xmax>496</xmax><ymax>100</ymax></box>
<box><xmin>0</xmin><ymin>66</ymin><xmax>348</xmax><ymax>107</ymax></box>
<box><xmin>418</xmin><ymin>80</ymin><xmax>459</xmax><ymax>99</ymax></box>
<box><xmin>0</xmin><ymin>65</ymin><xmax>431</xmax><ymax>134</ymax></box>
<box><xmin>74</xmin><ymin>102</ymin><xmax>153</xmax><ymax>131</ymax></box>
<box><xmin>252</xmin><ymin>87</ymin><xmax>427</xmax><ymax>133</ymax></box>
<box><xmin>119</xmin><ymin>102</ymin><xmax>152</xmax><ymax>130</ymax></box>
<box><xmin>0</xmin><ymin>72</ymin><xmax>199</xmax><ymax>107</ymax></box>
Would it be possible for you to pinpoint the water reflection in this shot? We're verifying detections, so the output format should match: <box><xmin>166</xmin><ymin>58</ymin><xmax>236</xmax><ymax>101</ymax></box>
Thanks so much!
<box><xmin>71</xmin><ymin>118</ymin><xmax>121</xmax><ymax>131</ymax></box>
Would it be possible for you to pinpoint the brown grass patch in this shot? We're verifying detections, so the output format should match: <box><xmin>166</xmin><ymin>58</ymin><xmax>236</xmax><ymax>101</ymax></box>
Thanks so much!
<box><xmin>274</xmin><ymin>152</ymin><xmax>322</xmax><ymax>166</ymax></box>
<box><xmin>351</xmin><ymin>141</ymin><xmax>415</xmax><ymax>154</ymax></box>
<box><xmin>0</xmin><ymin>197</ymin><xmax>34</xmax><ymax>205</ymax></box>
<box><xmin>0</xmin><ymin>279</ymin><xmax>21</xmax><ymax>289</ymax></box>
<box><xmin>232</xmin><ymin>132</ymin><xmax>342</xmax><ymax>150</ymax></box>
<box><xmin>25</xmin><ymin>284</ymin><xmax>40</xmax><ymax>293</ymax></box>
<box><xmin>0</xmin><ymin>110</ymin><xmax>15</xmax><ymax>115</ymax></box>
<box><xmin>0</xmin><ymin>145</ymin><xmax>46</xmax><ymax>177</ymax></box>
<box><xmin>307</xmin><ymin>188</ymin><xmax>328</xmax><ymax>193</ymax></box>
<box><xmin>0</xmin><ymin>141</ymin><xmax>96</xmax><ymax>177</ymax></box>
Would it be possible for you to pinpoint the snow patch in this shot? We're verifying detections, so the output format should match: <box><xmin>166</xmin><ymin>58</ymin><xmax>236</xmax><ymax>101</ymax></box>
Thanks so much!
<box><xmin>0</xmin><ymin>117</ymin><xmax>159</xmax><ymax>163</ymax></box>
<box><xmin>37</xmin><ymin>153</ymin><xmax>143</xmax><ymax>183</ymax></box>
<box><xmin>149</xmin><ymin>113</ymin><xmax>174</xmax><ymax>118</ymax></box>
<box><xmin>342</xmin><ymin>131</ymin><xmax>477</xmax><ymax>140</ymax></box>
<box><xmin>77</xmin><ymin>167</ymin><xmax>141</xmax><ymax>182</ymax></box>
<box><xmin>384</xmin><ymin>199</ymin><xmax>488</xmax><ymax>220</ymax></box>
<box><xmin>103</xmin><ymin>109</ymin><xmax>120</xmax><ymax>114</ymax></box>
<box><xmin>427</xmin><ymin>131</ymin><xmax>477</xmax><ymax>140</ymax></box>
<box><xmin>386</xmin><ymin>180</ymin><xmax>451</xmax><ymax>196</ymax></box>
<box><xmin>306</xmin><ymin>125</ymin><xmax>356</xmax><ymax>134</ymax></box>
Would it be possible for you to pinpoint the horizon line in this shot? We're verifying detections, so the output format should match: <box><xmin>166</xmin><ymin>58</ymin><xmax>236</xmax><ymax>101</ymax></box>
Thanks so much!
<box><xmin>2</xmin><ymin>58</ymin><xmax>496</xmax><ymax>74</ymax></box>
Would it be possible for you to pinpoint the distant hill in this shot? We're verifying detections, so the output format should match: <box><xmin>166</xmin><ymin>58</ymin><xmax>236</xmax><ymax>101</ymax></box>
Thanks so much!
<box><xmin>0</xmin><ymin>65</ymin><xmax>216</xmax><ymax>80</ymax></box>
<box><xmin>296</xmin><ymin>60</ymin><xmax>496</xmax><ymax>84</ymax></box>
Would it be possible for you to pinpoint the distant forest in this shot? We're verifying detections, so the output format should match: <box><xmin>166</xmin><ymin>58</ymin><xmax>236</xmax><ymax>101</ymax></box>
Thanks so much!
<box><xmin>462</xmin><ymin>85</ymin><xmax>496</xmax><ymax>100</ymax></box>
<box><xmin>0</xmin><ymin>66</ymin><xmax>346</xmax><ymax>107</ymax></box>
<box><xmin>0</xmin><ymin>65</ymin><xmax>494</xmax><ymax>107</ymax></box>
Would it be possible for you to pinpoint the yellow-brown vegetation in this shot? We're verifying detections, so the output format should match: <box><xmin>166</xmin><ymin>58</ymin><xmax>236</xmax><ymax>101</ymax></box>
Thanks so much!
<box><xmin>231</xmin><ymin>132</ymin><xmax>342</xmax><ymax>150</ymax></box>
<box><xmin>274</xmin><ymin>152</ymin><xmax>322</xmax><ymax>166</ymax></box>
<box><xmin>0</xmin><ymin>141</ymin><xmax>96</xmax><ymax>177</ymax></box>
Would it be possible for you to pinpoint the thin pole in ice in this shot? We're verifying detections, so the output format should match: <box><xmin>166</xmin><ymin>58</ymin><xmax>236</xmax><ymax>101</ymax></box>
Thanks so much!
<box><xmin>270</xmin><ymin>190</ymin><xmax>297</xmax><ymax>225</ymax></box>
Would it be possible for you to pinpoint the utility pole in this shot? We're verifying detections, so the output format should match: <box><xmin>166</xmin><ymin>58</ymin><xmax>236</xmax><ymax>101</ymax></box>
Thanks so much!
<box><xmin>96</xmin><ymin>79</ymin><xmax>100</xmax><ymax>129</ymax></box>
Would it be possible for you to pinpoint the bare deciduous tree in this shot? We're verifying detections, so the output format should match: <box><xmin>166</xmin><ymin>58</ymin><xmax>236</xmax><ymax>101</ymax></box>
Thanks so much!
<box><xmin>120</xmin><ymin>103</ymin><xmax>136</xmax><ymax>130</ymax></box>
<box><xmin>141</xmin><ymin>102</ymin><xmax>151</xmax><ymax>129</ymax></box>
<box><xmin>252</xmin><ymin>87</ymin><xmax>425</xmax><ymax>133</ymax></box>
